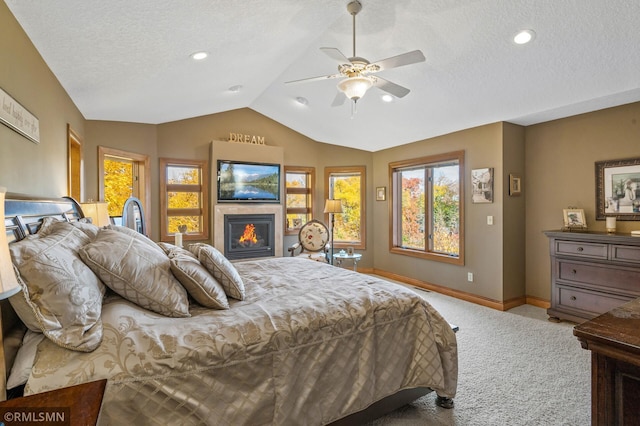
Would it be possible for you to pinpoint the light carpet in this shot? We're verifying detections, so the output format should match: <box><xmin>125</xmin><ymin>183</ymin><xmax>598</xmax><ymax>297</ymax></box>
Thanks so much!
<box><xmin>366</xmin><ymin>284</ymin><xmax>591</xmax><ymax>426</ymax></box>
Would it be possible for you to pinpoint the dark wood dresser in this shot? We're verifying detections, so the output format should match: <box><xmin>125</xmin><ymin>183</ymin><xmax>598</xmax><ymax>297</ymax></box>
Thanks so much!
<box><xmin>574</xmin><ymin>298</ymin><xmax>640</xmax><ymax>426</ymax></box>
<box><xmin>545</xmin><ymin>231</ymin><xmax>640</xmax><ymax>323</ymax></box>
<box><xmin>0</xmin><ymin>379</ymin><xmax>106</xmax><ymax>426</ymax></box>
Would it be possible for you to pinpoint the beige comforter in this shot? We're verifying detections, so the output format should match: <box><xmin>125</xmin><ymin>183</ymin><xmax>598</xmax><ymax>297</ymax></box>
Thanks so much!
<box><xmin>25</xmin><ymin>257</ymin><xmax>457</xmax><ymax>425</ymax></box>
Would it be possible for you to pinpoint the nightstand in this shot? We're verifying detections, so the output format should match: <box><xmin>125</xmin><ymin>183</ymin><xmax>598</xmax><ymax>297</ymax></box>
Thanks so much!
<box><xmin>0</xmin><ymin>379</ymin><xmax>106</xmax><ymax>426</ymax></box>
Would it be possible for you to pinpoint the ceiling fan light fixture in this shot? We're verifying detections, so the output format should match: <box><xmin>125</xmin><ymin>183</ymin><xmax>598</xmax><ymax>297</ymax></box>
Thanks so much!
<box><xmin>337</xmin><ymin>76</ymin><xmax>373</xmax><ymax>101</ymax></box>
<box><xmin>381</xmin><ymin>94</ymin><xmax>394</xmax><ymax>102</ymax></box>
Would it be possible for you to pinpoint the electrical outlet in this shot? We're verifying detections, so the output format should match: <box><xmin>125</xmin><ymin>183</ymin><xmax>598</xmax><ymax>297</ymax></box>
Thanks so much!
<box><xmin>467</xmin><ymin>272</ymin><xmax>474</xmax><ymax>282</ymax></box>
<box><xmin>487</xmin><ymin>215</ymin><xmax>494</xmax><ymax>225</ymax></box>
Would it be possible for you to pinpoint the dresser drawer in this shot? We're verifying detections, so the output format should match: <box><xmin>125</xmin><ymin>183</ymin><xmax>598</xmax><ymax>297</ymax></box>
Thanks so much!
<box><xmin>557</xmin><ymin>260</ymin><xmax>640</xmax><ymax>295</ymax></box>
<box><xmin>611</xmin><ymin>244</ymin><xmax>640</xmax><ymax>264</ymax></box>
<box><xmin>554</xmin><ymin>240</ymin><xmax>608</xmax><ymax>259</ymax></box>
<box><xmin>556</xmin><ymin>285</ymin><xmax>630</xmax><ymax>317</ymax></box>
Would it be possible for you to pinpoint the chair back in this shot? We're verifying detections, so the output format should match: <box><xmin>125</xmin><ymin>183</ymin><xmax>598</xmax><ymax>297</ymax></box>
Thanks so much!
<box><xmin>298</xmin><ymin>220</ymin><xmax>329</xmax><ymax>253</ymax></box>
<box><xmin>122</xmin><ymin>197</ymin><xmax>146</xmax><ymax>236</ymax></box>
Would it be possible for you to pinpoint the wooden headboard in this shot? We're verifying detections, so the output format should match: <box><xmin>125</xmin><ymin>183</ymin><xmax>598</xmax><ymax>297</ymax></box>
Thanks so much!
<box><xmin>1</xmin><ymin>193</ymin><xmax>84</xmax><ymax>399</ymax></box>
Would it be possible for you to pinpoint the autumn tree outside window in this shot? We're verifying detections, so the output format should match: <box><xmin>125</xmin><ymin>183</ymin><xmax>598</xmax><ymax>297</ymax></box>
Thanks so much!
<box><xmin>325</xmin><ymin>166</ymin><xmax>366</xmax><ymax>250</ymax></box>
<box><xmin>389</xmin><ymin>151</ymin><xmax>464</xmax><ymax>265</ymax></box>
<box><xmin>284</xmin><ymin>166</ymin><xmax>315</xmax><ymax>235</ymax></box>
<box><xmin>98</xmin><ymin>146</ymin><xmax>150</xmax><ymax>228</ymax></box>
<box><xmin>160</xmin><ymin>158</ymin><xmax>209</xmax><ymax>242</ymax></box>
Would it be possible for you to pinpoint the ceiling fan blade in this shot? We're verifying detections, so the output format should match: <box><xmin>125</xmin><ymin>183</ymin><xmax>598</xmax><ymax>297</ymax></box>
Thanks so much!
<box><xmin>373</xmin><ymin>77</ymin><xmax>411</xmax><ymax>98</ymax></box>
<box><xmin>370</xmin><ymin>50</ymin><xmax>425</xmax><ymax>72</ymax></box>
<box><xmin>320</xmin><ymin>47</ymin><xmax>351</xmax><ymax>64</ymax></box>
<box><xmin>285</xmin><ymin>73</ymin><xmax>343</xmax><ymax>85</ymax></box>
<box><xmin>331</xmin><ymin>91</ymin><xmax>347</xmax><ymax>107</ymax></box>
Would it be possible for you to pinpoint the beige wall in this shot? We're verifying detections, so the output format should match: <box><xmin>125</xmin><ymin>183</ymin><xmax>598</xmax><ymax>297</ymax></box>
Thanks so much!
<box><xmin>371</xmin><ymin>123</ymin><xmax>515</xmax><ymax>302</ymax></box>
<box><xmin>155</xmin><ymin>109</ymin><xmax>374</xmax><ymax>264</ymax></box>
<box><xmin>0</xmin><ymin>2</ymin><xmax>85</xmax><ymax>196</ymax></box>
<box><xmin>502</xmin><ymin>123</ymin><xmax>526</xmax><ymax>301</ymax></box>
<box><xmin>525</xmin><ymin>102</ymin><xmax>640</xmax><ymax>301</ymax></box>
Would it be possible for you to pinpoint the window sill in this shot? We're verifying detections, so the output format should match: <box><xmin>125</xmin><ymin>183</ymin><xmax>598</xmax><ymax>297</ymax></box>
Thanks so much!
<box><xmin>390</xmin><ymin>246</ymin><xmax>464</xmax><ymax>265</ymax></box>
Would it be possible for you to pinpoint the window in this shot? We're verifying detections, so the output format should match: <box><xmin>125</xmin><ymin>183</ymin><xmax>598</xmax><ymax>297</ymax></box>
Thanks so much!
<box><xmin>390</xmin><ymin>151</ymin><xmax>464</xmax><ymax>265</ymax></box>
<box><xmin>325</xmin><ymin>166</ymin><xmax>366</xmax><ymax>249</ymax></box>
<box><xmin>160</xmin><ymin>158</ymin><xmax>209</xmax><ymax>242</ymax></box>
<box><xmin>98</xmin><ymin>146</ymin><xmax>150</xmax><ymax>225</ymax></box>
<box><xmin>284</xmin><ymin>166</ymin><xmax>315</xmax><ymax>235</ymax></box>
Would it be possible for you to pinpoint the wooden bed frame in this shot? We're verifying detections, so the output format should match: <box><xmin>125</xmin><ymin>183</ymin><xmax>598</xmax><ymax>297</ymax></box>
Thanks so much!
<box><xmin>1</xmin><ymin>192</ymin><xmax>448</xmax><ymax>423</ymax></box>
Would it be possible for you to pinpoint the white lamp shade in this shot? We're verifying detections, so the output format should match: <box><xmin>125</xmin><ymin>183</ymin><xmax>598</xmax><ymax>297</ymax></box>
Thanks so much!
<box><xmin>324</xmin><ymin>199</ymin><xmax>343</xmax><ymax>214</ymax></box>
<box><xmin>80</xmin><ymin>202</ymin><xmax>111</xmax><ymax>227</ymax></box>
<box><xmin>337</xmin><ymin>76</ymin><xmax>373</xmax><ymax>101</ymax></box>
<box><xmin>0</xmin><ymin>187</ymin><xmax>21</xmax><ymax>300</ymax></box>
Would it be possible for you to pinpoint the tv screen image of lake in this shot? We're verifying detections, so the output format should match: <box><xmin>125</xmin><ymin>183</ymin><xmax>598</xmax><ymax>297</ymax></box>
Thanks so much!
<box><xmin>219</xmin><ymin>163</ymin><xmax>279</xmax><ymax>201</ymax></box>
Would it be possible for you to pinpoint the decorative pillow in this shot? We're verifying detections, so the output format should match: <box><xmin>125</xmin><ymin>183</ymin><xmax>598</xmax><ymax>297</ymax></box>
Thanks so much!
<box><xmin>299</xmin><ymin>221</ymin><xmax>329</xmax><ymax>252</ymax></box>
<box><xmin>80</xmin><ymin>228</ymin><xmax>190</xmax><ymax>317</ymax></box>
<box><xmin>9</xmin><ymin>218</ymin><xmax>105</xmax><ymax>352</ymax></box>
<box><xmin>6</xmin><ymin>330</ymin><xmax>45</xmax><ymax>389</ymax></box>
<box><xmin>157</xmin><ymin>242</ymin><xmax>196</xmax><ymax>259</ymax></box>
<box><xmin>169</xmin><ymin>251</ymin><xmax>229</xmax><ymax>309</ymax></box>
<box><xmin>188</xmin><ymin>244</ymin><xmax>245</xmax><ymax>300</ymax></box>
<box><xmin>107</xmin><ymin>225</ymin><xmax>164</xmax><ymax>253</ymax></box>
<box><xmin>70</xmin><ymin>220</ymin><xmax>101</xmax><ymax>240</ymax></box>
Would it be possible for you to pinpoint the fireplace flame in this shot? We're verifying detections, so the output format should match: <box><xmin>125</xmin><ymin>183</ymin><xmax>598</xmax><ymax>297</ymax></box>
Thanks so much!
<box><xmin>239</xmin><ymin>223</ymin><xmax>258</xmax><ymax>245</ymax></box>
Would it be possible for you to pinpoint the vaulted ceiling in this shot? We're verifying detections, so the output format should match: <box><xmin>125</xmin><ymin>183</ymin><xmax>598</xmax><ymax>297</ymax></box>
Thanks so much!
<box><xmin>6</xmin><ymin>0</ymin><xmax>640</xmax><ymax>151</ymax></box>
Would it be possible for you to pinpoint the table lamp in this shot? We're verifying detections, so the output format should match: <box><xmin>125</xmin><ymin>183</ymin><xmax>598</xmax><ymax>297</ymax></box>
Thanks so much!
<box><xmin>324</xmin><ymin>199</ymin><xmax>343</xmax><ymax>264</ymax></box>
<box><xmin>80</xmin><ymin>201</ymin><xmax>111</xmax><ymax>226</ymax></box>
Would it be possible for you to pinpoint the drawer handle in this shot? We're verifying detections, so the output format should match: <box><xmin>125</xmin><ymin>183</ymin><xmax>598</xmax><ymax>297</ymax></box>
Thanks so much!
<box><xmin>572</xmin><ymin>269</ymin><xmax>577</xmax><ymax>274</ymax></box>
<box><xmin>577</xmin><ymin>247</ymin><xmax>584</xmax><ymax>252</ymax></box>
<box><xmin>570</xmin><ymin>296</ymin><xmax>577</xmax><ymax>301</ymax></box>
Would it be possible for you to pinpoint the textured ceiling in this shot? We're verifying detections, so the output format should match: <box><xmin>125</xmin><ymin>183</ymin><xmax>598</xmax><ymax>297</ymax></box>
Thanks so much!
<box><xmin>5</xmin><ymin>0</ymin><xmax>640</xmax><ymax>151</ymax></box>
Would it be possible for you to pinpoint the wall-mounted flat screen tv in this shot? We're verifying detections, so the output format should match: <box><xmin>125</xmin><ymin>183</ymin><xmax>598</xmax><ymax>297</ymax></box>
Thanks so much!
<box><xmin>217</xmin><ymin>160</ymin><xmax>281</xmax><ymax>203</ymax></box>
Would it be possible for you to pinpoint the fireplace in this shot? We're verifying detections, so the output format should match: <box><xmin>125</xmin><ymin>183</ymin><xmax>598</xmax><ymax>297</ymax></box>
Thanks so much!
<box><xmin>224</xmin><ymin>214</ymin><xmax>275</xmax><ymax>260</ymax></box>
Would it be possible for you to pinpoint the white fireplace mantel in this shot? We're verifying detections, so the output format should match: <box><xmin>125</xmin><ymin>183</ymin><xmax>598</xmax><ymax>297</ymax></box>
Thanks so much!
<box><xmin>214</xmin><ymin>204</ymin><xmax>283</xmax><ymax>258</ymax></box>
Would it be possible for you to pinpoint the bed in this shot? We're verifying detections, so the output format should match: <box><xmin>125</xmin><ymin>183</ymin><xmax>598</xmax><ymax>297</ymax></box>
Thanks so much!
<box><xmin>1</xmin><ymin>192</ymin><xmax>458</xmax><ymax>425</ymax></box>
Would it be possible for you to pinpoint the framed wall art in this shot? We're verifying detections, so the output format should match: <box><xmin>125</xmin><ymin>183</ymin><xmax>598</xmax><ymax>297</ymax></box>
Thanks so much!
<box><xmin>563</xmin><ymin>208</ymin><xmax>587</xmax><ymax>230</ymax></box>
<box><xmin>509</xmin><ymin>174</ymin><xmax>521</xmax><ymax>196</ymax></box>
<box><xmin>471</xmin><ymin>168</ymin><xmax>493</xmax><ymax>203</ymax></box>
<box><xmin>595</xmin><ymin>157</ymin><xmax>640</xmax><ymax>221</ymax></box>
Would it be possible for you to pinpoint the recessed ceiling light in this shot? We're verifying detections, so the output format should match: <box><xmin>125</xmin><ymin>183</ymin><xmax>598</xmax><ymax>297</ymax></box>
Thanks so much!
<box><xmin>190</xmin><ymin>51</ymin><xmax>208</xmax><ymax>60</ymax></box>
<box><xmin>513</xmin><ymin>29</ymin><xmax>536</xmax><ymax>45</ymax></box>
<box><xmin>381</xmin><ymin>94</ymin><xmax>394</xmax><ymax>103</ymax></box>
<box><xmin>228</xmin><ymin>85</ymin><xmax>243</xmax><ymax>93</ymax></box>
<box><xmin>295</xmin><ymin>96</ymin><xmax>309</xmax><ymax>106</ymax></box>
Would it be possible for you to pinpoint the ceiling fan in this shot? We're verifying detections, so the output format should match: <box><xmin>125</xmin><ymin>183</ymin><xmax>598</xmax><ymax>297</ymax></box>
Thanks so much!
<box><xmin>286</xmin><ymin>0</ymin><xmax>425</xmax><ymax>110</ymax></box>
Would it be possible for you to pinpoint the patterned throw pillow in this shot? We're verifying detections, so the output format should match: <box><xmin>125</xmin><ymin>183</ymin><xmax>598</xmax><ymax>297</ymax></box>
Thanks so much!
<box><xmin>169</xmin><ymin>251</ymin><xmax>230</xmax><ymax>309</ymax></box>
<box><xmin>107</xmin><ymin>224</ymin><xmax>164</xmax><ymax>253</ymax></box>
<box><xmin>157</xmin><ymin>242</ymin><xmax>196</xmax><ymax>259</ymax></box>
<box><xmin>80</xmin><ymin>228</ymin><xmax>190</xmax><ymax>318</ymax></box>
<box><xmin>9</xmin><ymin>218</ymin><xmax>105</xmax><ymax>352</ymax></box>
<box><xmin>188</xmin><ymin>243</ymin><xmax>245</xmax><ymax>300</ymax></box>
